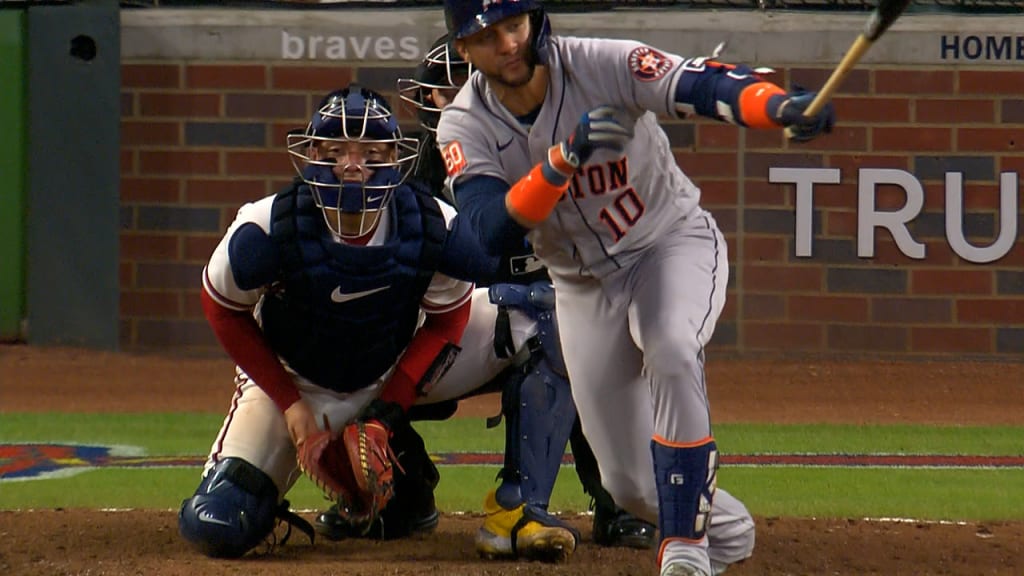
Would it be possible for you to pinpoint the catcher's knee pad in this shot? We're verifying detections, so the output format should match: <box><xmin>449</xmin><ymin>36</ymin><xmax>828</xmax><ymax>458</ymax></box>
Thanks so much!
<box><xmin>651</xmin><ymin>438</ymin><xmax>718</xmax><ymax>543</ymax></box>
<box><xmin>178</xmin><ymin>457</ymin><xmax>280</xmax><ymax>558</ymax></box>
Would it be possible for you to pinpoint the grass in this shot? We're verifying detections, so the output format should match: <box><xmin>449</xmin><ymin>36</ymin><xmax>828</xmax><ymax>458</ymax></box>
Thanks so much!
<box><xmin>2</xmin><ymin>413</ymin><xmax>1023</xmax><ymax>520</ymax></box>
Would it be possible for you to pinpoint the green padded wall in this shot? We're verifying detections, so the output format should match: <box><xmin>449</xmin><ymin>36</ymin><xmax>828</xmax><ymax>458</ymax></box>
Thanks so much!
<box><xmin>0</xmin><ymin>9</ymin><xmax>26</xmax><ymax>341</ymax></box>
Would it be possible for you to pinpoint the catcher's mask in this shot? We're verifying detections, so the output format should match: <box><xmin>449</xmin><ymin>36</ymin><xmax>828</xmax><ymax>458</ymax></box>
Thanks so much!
<box><xmin>286</xmin><ymin>85</ymin><xmax>418</xmax><ymax>239</ymax></box>
<box><xmin>443</xmin><ymin>0</ymin><xmax>552</xmax><ymax>65</ymax></box>
<box><xmin>397</xmin><ymin>34</ymin><xmax>471</xmax><ymax>134</ymax></box>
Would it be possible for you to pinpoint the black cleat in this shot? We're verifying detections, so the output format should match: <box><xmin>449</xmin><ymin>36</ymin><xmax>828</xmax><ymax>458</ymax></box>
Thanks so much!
<box><xmin>314</xmin><ymin>504</ymin><xmax>353</xmax><ymax>541</ymax></box>
<box><xmin>314</xmin><ymin>503</ymin><xmax>439</xmax><ymax>541</ymax></box>
<box><xmin>592</xmin><ymin>505</ymin><xmax>657</xmax><ymax>549</ymax></box>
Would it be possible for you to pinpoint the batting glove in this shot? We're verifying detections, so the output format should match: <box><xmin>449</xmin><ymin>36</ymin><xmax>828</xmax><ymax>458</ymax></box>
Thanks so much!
<box><xmin>767</xmin><ymin>87</ymin><xmax>836</xmax><ymax>142</ymax></box>
<box><xmin>543</xmin><ymin>106</ymin><xmax>633</xmax><ymax>185</ymax></box>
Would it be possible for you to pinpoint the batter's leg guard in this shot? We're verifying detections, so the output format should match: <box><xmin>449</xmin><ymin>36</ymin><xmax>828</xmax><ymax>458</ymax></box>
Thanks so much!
<box><xmin>651</xmin><ymin>438</ymin><xmax>718</xmax><ymax>572</ymax></box>
<box><xmin>179</xmin><ymin>458</ymin><xmax>286</xmax><ymax>558</ymax></box>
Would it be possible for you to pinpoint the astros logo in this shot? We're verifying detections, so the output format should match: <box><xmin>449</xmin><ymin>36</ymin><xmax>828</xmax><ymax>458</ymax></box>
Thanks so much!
<box><xmin>626</xmin><ymin>45</ymin><xmax>675</xmax><ymax>81</ymax></box>
<box><xmin>628</xmin><ymin>46</ymin><xmax>674</xmax><ymax>82</ymax></box>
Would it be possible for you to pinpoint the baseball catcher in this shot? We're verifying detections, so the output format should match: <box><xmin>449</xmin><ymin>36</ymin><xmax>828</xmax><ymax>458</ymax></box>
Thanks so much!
<box><xmin>178</xmin><ymin>84</ymin><xmax>500</xmax><ymax>558</ymax></box>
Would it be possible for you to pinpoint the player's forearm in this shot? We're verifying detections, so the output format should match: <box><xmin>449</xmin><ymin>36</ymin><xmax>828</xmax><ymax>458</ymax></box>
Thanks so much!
<box><xmin>378</xmin><ymin>297</ymin><xmax>470</xmax><ymax>411</ymax></box>
<box><xmin>201</xmin><ymin>287</ymin><xmax>301</xmax><ymax>412</ymax></box>
<box><xmin>454</xmin><ymin>174</ymin><xmax>532</xmax><ymax>255</ymax></box>
<box><xmin>440</xmin><ymin>214</ymin><xmax>504</xmax><ymax>284</ymax></box>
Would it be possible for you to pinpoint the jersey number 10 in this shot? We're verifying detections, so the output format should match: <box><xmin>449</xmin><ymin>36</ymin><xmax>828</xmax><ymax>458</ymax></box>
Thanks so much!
<box><xmin>598</xmin><ymin>186</ymin><xmax>645</xmax><ymax>242</ymax></box>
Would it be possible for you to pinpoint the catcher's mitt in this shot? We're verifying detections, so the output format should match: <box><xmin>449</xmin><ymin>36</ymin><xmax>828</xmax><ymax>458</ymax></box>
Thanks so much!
<box><xmin>297</xmin><ymin>416</ymin><xmax>399</xmax><ymax>530</ymax></box>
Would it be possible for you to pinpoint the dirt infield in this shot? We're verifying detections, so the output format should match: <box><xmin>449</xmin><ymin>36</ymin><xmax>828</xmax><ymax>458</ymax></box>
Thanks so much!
<box><xmin>2</xmin><ymin>345</ymin><xmax>1023</xmax><ymax>575</ymax></box>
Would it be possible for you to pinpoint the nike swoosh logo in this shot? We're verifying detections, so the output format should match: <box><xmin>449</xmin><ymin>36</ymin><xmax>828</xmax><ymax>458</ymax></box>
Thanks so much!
<box><xmin>331</xmin><ymin>285</ymin><xmax>390</xmax><ymax>304</ymax></box>
<box><xmin>496</xmin><ymin>137</ymin><xmax>514</xmax><ymax>152</ymax></box>
<box><xmin>198</xmin><ymin>510</ymin><xmax>232</xmax><ymax>527</ymax></box>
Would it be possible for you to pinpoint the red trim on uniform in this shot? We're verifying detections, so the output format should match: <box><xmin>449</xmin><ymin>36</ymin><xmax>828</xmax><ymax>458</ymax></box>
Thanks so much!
<box><xmin>210</xmin><ymin>381</ymin><xmax>244</xmax><ymax>464</ymax></box>
<box><xmin>201</xmin><ymin>287</ymin><xmax>301</xmax><ymax>412</ymax></box>
<box><xmin>342</xmin><ymin>227</ymin><xmax>376</xmax><ymax>246</ymax></box>
<box><xmin>652</xmin><ymin>434</ymin><xmax>715</xmax><ymax>449</ymax></box>
<box><xmin>738</xmin><ymin>82</ymin><xmax>786</xmax><ymax>128</ymax></box>
<box><xmin>421</xmin><ymin>282</ymin><xmax>474</xmax><ymax>314</ymax></box>
<box><xmin>379</xmin><ymin>296</ymin><xmax>472</xmax><ymax>411</ymax></box>
<box><xmin>202</xmin><ymin>267</ymin><xmax>250</xmax><ymax>311</ymax></box>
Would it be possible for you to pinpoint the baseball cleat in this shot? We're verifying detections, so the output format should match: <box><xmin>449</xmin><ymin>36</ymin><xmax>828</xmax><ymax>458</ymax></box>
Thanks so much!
<box><xmin>475</xmin><ymin>489</ymin><xmax>577</xmax><ymax>563</ymax></box>
<box><xmin>314</xmin><ymin>505</ymin><xmax>352</xmax><ymax>541</ymax></box>
<box><xmin>314</xmin><ymin>502</ymin><xmax>439</xmax><ymax>541</ymax></box>
<box><xmin>660</xmin><ymin>562</ymin><xmax>709</xmax><ymax>576</ymax></box>
<box><xmin>592</xmin><ymin>505</ymin><xmax>657</xmax><ymax>549</ymax></box>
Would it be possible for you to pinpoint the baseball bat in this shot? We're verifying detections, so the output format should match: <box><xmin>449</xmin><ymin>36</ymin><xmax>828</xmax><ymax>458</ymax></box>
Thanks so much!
<box><xmin>785</xmin><ymin>0</ymin><xmax>913</xmax><ymax>139</ymax></box>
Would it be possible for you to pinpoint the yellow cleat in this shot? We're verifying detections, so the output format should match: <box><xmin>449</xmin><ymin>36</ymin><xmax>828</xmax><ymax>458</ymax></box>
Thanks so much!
<box><xmin>475</xmin><ymin>489</ymin><xmax>577</xmax><ymax>563</ymax></box>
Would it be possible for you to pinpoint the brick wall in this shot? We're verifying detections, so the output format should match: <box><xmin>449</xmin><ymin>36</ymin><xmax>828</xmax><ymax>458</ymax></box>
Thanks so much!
<box><xmin>118</xmin><ymin>61</ymin><xmax>1024</xmax><ymax>358</ymax></box>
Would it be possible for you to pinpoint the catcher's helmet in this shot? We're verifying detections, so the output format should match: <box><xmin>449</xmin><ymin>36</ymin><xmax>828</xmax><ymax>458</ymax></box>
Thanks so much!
<box><xmin>397</xmin><ymin>34</ymin><xmax>471</xmax><ymax>133</ymax></box>
<box><xmin>443</xmin><ymin>0</ymin><xmax>551</xmax><ymax>64</ymax></box>
<box><xmin>286</xmin><ymin>85</ymin><xmax>418</xmax><ymax>239</ymax></box>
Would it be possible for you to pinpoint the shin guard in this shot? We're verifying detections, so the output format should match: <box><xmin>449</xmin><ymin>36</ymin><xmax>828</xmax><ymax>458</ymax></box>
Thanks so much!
<box><xmin>651</xmin><ymin>438</ymin><xmax>719</xmax><ymax>545</ymax></box>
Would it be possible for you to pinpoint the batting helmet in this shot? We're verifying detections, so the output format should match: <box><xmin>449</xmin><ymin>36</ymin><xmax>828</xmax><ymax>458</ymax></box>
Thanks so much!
<box><xmin>396</xmin><ymin>34</ymin><xmax>471</xmax><ymax>134</ymax></box>
<box><xmin>443</xmin><ymin>0</ymin><xmax>551</xmax><ymax>64</ymax></box>
<box><xmin>286</xmin><ymin>85</ymin><xmax>418</xmax><ymax>239</ymax></box>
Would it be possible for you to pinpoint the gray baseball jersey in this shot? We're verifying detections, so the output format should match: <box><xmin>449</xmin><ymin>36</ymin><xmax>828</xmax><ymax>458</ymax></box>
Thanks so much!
<box><xmin>439</xmin><ymin>36</ymin><xmax>704</xmax><ymax>280</ymax></box>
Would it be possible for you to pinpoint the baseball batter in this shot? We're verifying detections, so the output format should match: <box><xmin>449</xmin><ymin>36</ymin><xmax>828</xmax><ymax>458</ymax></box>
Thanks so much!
<box><xmin>396</xmin><ymin>34</ymin><xmax>661</xmax><ymax>560</ymax></box>
<box><xmin>436</xmin><ymin>2</ymin><xmax>835</xmax><ymax>575</ymax></box>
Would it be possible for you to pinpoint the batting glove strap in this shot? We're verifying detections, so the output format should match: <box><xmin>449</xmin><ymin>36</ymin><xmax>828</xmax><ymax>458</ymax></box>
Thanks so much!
<box><xmin>542</xmin><ymin>143</ymin><xmax>577</xmax><ymax>186</ymax></box>
<box><xmin>767</xmin><ymin>89</ymin><xmax>836</xmax><ymax>142</ymax></box>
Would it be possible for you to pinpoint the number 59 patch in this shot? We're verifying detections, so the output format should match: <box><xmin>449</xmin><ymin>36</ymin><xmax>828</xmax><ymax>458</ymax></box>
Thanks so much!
<box><xmin>442</xmin><ymin>141</ymin><xmax>468</xmax><ymax>177</ymax></box>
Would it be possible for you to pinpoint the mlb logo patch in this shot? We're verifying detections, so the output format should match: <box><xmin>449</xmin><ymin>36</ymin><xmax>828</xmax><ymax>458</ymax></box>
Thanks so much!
<box><xmin>628</xmin><ymin>46</ymin><xmax>674</xmax><ymax>82</ymax></box>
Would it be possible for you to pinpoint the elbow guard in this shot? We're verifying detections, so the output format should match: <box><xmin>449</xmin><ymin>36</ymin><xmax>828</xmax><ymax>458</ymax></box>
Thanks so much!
<box><xmin>674</xmin><ymin>60</ymin><xmax>780</xmax><ymax>127</ymax></box>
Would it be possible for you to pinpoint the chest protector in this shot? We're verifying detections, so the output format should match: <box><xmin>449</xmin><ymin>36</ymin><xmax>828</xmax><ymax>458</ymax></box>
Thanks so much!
<box><xmin>259</xmin><ymin>184</ymin><xmax>446</xmax><ymax>393</ymax></box>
